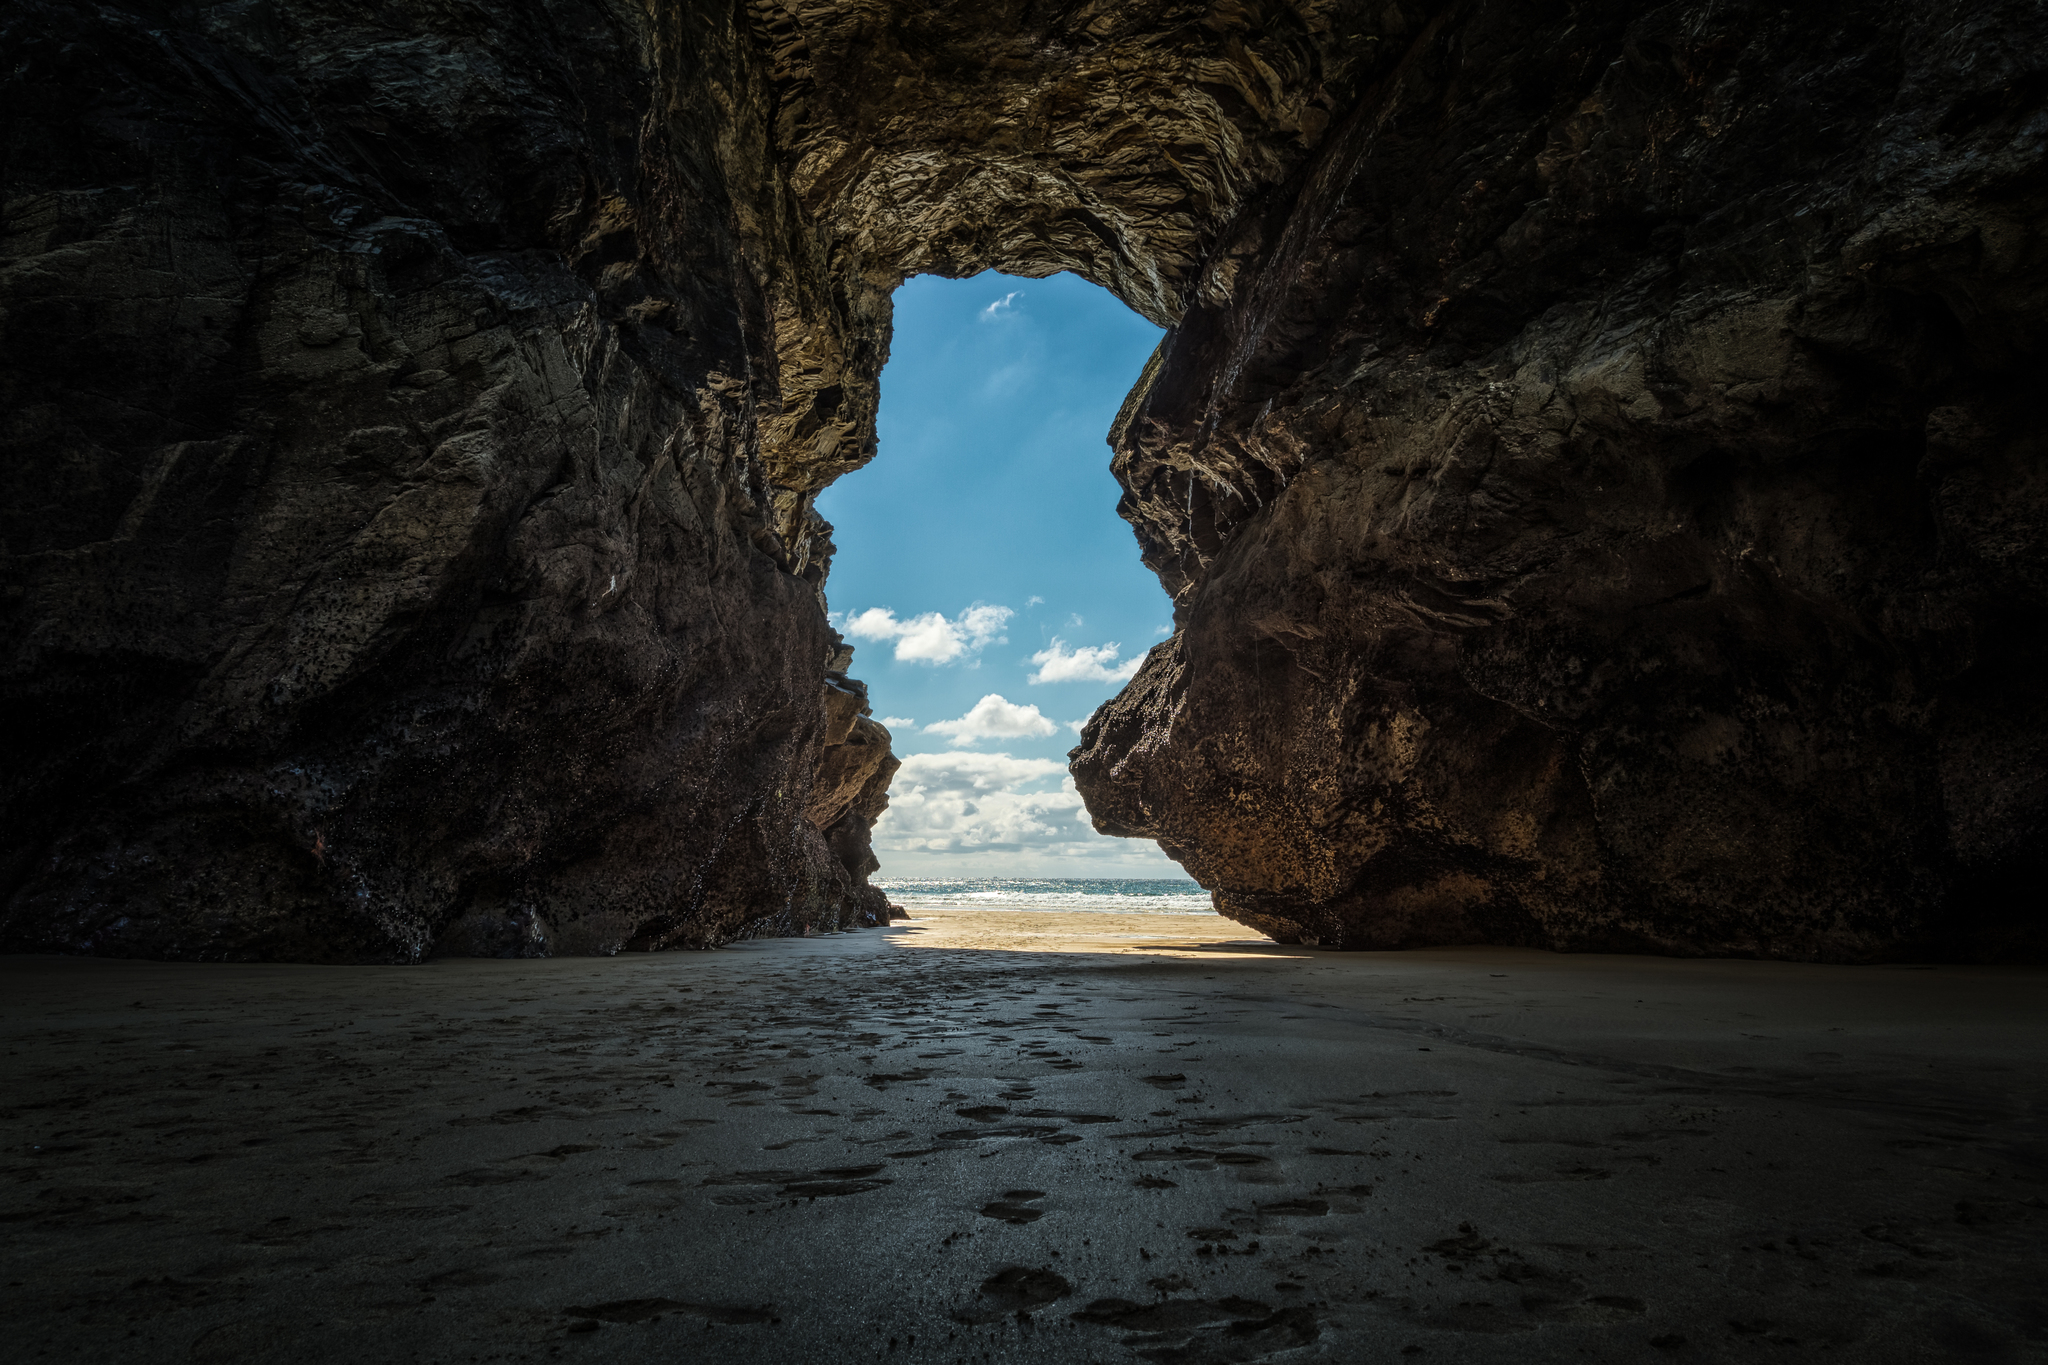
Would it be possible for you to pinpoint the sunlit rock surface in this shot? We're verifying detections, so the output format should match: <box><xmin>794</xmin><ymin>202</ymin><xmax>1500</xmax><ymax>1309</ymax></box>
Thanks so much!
<box><xmin>3</xmin><ymin>0</ymin><xmax>2043</xmax><ymax>959</ymax></box>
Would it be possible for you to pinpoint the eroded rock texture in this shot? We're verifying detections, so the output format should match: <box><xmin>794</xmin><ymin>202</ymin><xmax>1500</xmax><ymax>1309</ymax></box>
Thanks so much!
<box><xmin>3</xmin><ymin>0</ymin><xmax>2042</xmax><ymax>961</ymax></box>
<box><xmin>749</xmin><ymin>0</ymin><xmax>1397</xmax><ymax>547</ymax></box>
<box><xmin>1073</xmin><ymin>3</ymin><xmax>2048</xmax><ymax>959</ymax></box>
<box><xmin>0</xmin><ymin>0</ymin><xmax>897</xmax><ymax>959</ymax></box>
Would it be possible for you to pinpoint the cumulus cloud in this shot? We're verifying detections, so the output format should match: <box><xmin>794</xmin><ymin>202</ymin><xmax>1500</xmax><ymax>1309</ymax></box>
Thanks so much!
<box><xmin>980</xmin><ymin>290</ymin><xmax>1023</xmax><ymax>320</ymax></box>
<box><xmin>1027</xmin><ymin>638</ymin><xmax>1143</xmax><ymax>685</ymax></box>
<box><xmin>869</xmin><ymin>751</ymin><xmax>1186</xmax><ymax>873</ymax></box>
<box><xmin>1066</xmin><ymin>716</ymin><xmax>1093</xmax><ymax>735</ymax></box>
<box><xmin>923</xmin><ymin>694</ymin><xmax>1059</xmax><ymax>746</ymax></box>
<box><xmin>842</xmin><ymin>603</ymin><xmax>1012</xmax><ymax>664</ymax></box>
<box><xmin>876</xmin><ymin>716</ymin><xmax>916</xmax><ymax>728</ymax></box>
<box><xmin>893</xmin><ymin>751</ymin><xmax>1066</xmax><ymax>792</ymax></box>
<box><xmin>873</xmin><ymin>752</ymin><xmax>1086</xmax><ymax>852</ymax></box>
<box><xmin>1026</xmin><ymin>595</ymin><xmax>1045</xmax><ymax>607</ymax></box>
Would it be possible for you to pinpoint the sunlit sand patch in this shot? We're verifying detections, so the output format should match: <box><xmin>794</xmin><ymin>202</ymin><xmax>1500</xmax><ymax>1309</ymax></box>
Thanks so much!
<box><xmin>884</xmin><ymin>908</ymin><xmax>1312</xmax><ymax>959</ymax></box>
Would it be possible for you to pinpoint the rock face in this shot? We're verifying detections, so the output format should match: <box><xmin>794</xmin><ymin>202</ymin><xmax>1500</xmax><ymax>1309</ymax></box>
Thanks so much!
<box><xmin>2</xmin><ymin>0</ymin><xmax>2042</xmax><ymax>961</ymax></box>
<box><xmin>0</xmin><ymin>0</ymin><xmax>897</xmax><ymax>960</ymax></box>
<box><xmin>1071</xmin><ymin>2</ymin><xmax>2048</xmax><ymax>959</ymax></box>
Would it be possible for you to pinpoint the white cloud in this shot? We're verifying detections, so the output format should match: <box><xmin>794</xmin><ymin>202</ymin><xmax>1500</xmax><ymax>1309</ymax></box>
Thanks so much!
<box><xmin>875</xmin><ymin>753</ymin><xmax>1084</xmax><ymax>851</ymax></box>
<box><xmin>1066</xmin><ymin>613</ymin><xmax>1085</xmax><ymax>628</ymax></box>
<box><xmin>1154</xmin><ymin>624</ymin><xmax>1173</xmax><ymax>636</ymax></box>
<box><xmin>1026</xmin><ymin>595</ymin><xmax>1044</xmax><ymax>607</ymax></box>
<box><xmin>884</xmin><ymin>757</ymin><xmax>1097</xmax><ymax>855</ymax></box>
<box><xmin>980</xmin><ymin>290</ymin><xmax>1023</xmax><ymax>320</ymax></box>
<box><xmin>843</xmin><ymin>603</ymin><xmax>1012</xmax><ymax>664</ymax></box>
<box><xmin>1027</xmin><ymin>638</ymin><xmax>1143</xmax><ymax>685</ymax></box>
<box><xmin>923</xmin><ymin>694</ymin><xmax>1059</xmax><ymax>746</ymax></box>
<box><xmin>872</xmin><ymin>751</ymin><xmax>1185</xmax><ymax>874</ymax></box>
<box><xmin>1066</xmin><ymin>716</ymin><xmax>1093</xmax><ymax>735</ymax></box>
<box><xmin>876</xmin><ymin>716</ymin><xmax>916</xmax><ymax>728</ymax></box>
<box><xmin>892</xmin><ymin>751</ymin><xmax>1066</xmax><ymax>792</ymax></box>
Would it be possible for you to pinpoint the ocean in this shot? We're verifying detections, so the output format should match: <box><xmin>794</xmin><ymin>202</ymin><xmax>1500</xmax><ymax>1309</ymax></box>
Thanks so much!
<box><xmin>868</xmin><ymin>877</ymin><xmax>1214</xmax><ymax>913</ymax></box>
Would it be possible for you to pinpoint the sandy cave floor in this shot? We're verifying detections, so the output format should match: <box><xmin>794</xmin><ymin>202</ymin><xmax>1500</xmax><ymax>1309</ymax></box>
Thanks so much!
<box><xmin>3</xmin><ymin>910</ymin><xmax>2045</xmax><ymax>1364</ymax></box>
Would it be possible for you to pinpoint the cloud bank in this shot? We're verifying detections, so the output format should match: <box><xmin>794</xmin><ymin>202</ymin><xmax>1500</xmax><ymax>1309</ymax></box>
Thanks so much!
<box><xmin>923</xmin><ymin>693</ymin><xmax>1058</xmax><ymax>746</ymax></box>
<box><xmin>1027</xmin><ymin>637</ymin><xmax>1143</xmax><ymax>684</ymax></box>
<box><xmin>872</xmin><ymin>750</ymin><xmax>1182</xmax><ymax>874</ymax></box>
<box><xmin>842</xmin><ymin>603</ymin><xmax>1012</xmax><ymax>664</ymax></box>
<box><xmin>875</xmin><ymin>751</ymin><xmax>1082</xmax><ymax>852</ymax></box>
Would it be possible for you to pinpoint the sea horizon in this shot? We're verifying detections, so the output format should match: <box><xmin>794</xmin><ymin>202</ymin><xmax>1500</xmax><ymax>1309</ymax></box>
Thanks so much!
<box><xmin>869</xmin><ymin>875</ymin><xmax>1215</xmax><ymax>913</ymax></box>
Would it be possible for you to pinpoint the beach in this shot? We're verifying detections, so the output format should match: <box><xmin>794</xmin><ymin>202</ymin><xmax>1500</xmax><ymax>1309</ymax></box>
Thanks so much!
<box><xmin>885</xmin><ymin>907</ymin><xmax>1266</xmax><ymax>955</ymax></box>
<box><xmin>4</xmin><ymin>909</ymin><xmax>2043</xmax><ymax>1363</ymax></box>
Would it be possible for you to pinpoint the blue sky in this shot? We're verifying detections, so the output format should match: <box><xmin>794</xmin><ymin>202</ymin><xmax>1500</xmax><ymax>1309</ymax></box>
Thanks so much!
<box><xmin>817</xmin><ymin>271</ymin><xmax>1185</xmax><ymax>879</ymax></box>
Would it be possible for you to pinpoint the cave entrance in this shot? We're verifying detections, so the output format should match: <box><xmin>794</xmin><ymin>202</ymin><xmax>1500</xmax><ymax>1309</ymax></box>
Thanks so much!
<box><xmin>815</xmin><ymin>271</ymin><xmax>1195</xmax><ymax>903</ymax></box>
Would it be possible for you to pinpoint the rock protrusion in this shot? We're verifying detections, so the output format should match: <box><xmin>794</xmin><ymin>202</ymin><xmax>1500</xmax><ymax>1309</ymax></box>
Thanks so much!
<box><xmin>1072</xmin><ymin>1</ymin><xmax>2048</xmax><ymax>960</ymax></box>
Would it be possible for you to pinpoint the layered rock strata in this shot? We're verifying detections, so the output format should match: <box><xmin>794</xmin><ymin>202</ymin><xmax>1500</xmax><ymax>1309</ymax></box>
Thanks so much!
<box><xmin>3</xmin><ymin>0</ymin><xmax>2042</xmax><ymax>961</ymax></box>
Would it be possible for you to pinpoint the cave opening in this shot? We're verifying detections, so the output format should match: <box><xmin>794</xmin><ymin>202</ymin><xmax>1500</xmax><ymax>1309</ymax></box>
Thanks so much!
<box><xmin>3</xmin><ymin>1</ymin><xmax>2045</xmax><ymax>1355</ymax></box>
<box><xmin>816</xmin><ymin>270</ymin><xmax>1195</xmax><ymax>898</ymax></box>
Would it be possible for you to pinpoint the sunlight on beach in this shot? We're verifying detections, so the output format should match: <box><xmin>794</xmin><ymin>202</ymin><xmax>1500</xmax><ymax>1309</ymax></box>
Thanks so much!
<box><xmin>886</xmin><ymin>908</ymin><xmax>1308</xmax><ymax>959</ymax></box>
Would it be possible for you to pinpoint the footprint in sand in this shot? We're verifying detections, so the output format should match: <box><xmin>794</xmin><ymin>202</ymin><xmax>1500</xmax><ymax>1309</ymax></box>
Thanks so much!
<box><xmin>950</xmin><ymin>1267</ymin><xmax>1070</xmax><ymax>1323</ymax></box>
<box><xmin>955</xmin><ymin>1105</ymin><xmax>1008</xmax><ymax>1121</ymax></box>
<box><xmin>560</xmin><ymin>1298</ymin><xmax>774</xmax><ymax>1328</ymax></box>
<box><xmin>979</xmin><ymin>1189</ymin><xmax>1047</xmax><ymax>1223</ymax></box>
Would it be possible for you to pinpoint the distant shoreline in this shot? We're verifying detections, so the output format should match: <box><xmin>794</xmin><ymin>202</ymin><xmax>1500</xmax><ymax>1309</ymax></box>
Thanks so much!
<box><xmin>870</xmin><ymin>876</ymin><xmax>1213</xmax><ymax>915</ymax></box>
<box><xmin>886</xmin><ymin>901</ymin><xmax>1218</xmax><ymax>915</ymax></box>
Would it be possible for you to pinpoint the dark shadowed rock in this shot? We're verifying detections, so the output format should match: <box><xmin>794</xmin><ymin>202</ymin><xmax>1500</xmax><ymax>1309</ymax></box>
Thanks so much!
<box><xmin>1070</xmin><ymin>2</ymin><xmax>2048</xmax><ymax>961</ymax></box>
<box><xmin>0</xmin><ymin>0</ymin><xmax>896</xmax><ymax>959</ymax></box>
<box><xmin>2</xmin><ymin>0</ymin><xmax>2042</xmax><ymax>960</ymax></box>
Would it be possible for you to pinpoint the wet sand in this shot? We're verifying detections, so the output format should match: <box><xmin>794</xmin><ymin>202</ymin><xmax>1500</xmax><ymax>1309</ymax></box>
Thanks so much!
<box><xmin>3</xmin><ymin>910</ymin><xmax>2044</xmax><ymax>1363</ymax></box>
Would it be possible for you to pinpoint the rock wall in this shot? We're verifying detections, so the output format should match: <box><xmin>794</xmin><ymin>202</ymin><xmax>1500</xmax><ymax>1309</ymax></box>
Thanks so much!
<box><xmin>0</xmin><ymin>0</ymin><xmax>896</xmax><ymax>960</ymax></box>
<box><xmin>1070</xmin><ymin>2</ymin><xmax>2048</xmax><ymax>959</ymax></box>
<box><xmin>3</xmin><ymin>0</ymin><xmax>2041</xmax><ymax>961</ymax></box>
